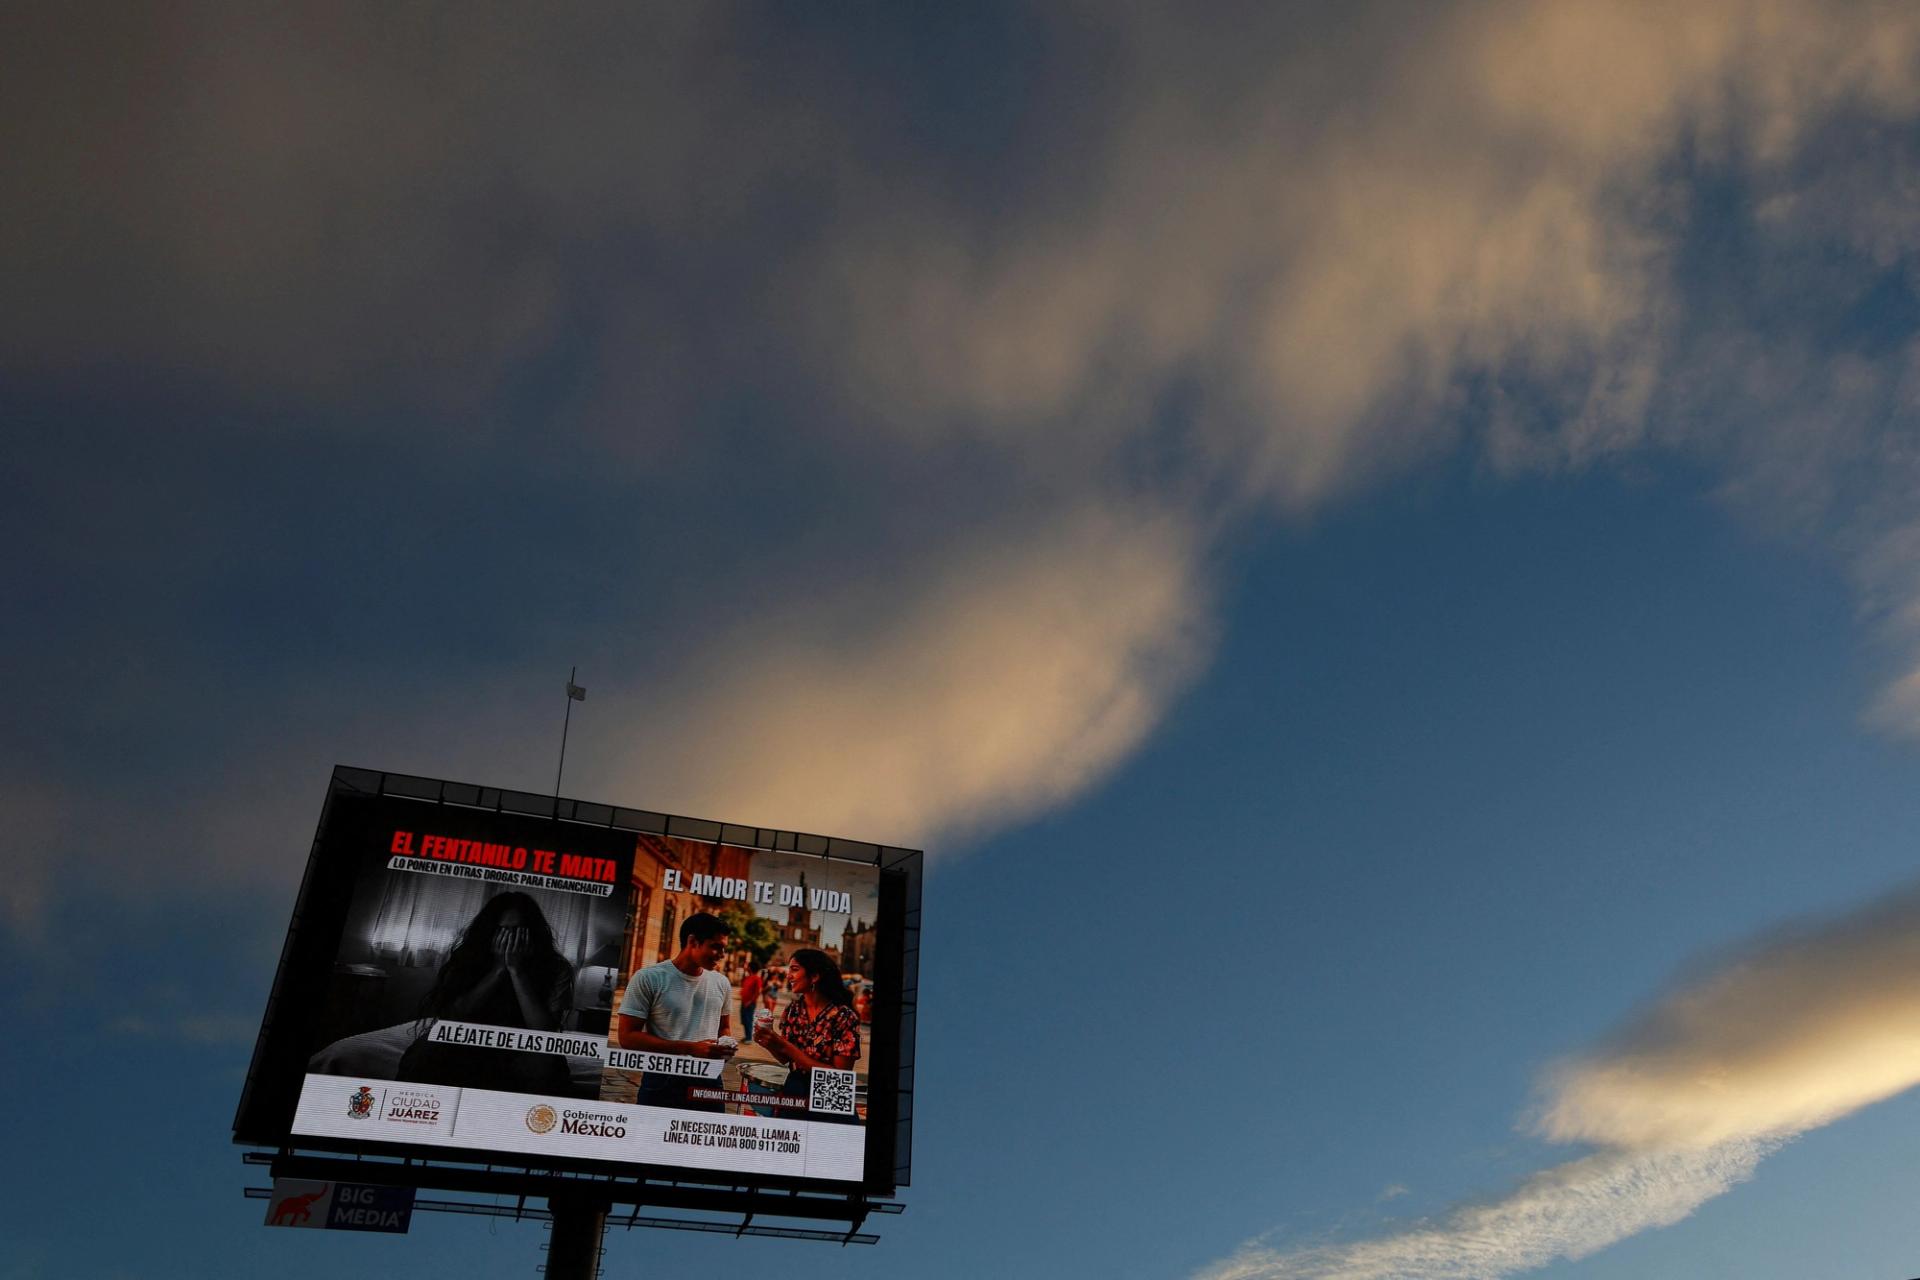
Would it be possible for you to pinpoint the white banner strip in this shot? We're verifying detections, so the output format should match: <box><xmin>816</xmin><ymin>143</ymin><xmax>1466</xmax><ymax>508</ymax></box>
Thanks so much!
<box><xmin>290</xmin><ymin>1073</ymin><xmax>866</xmax><ymax>1182</ymax></box>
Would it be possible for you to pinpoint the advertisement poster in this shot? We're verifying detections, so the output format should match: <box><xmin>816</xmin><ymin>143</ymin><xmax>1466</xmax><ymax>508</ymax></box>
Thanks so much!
<box><xmin>287</xmin><ymin>798</ymin><xmax>881</xmax><ymax>1183</ymax></box>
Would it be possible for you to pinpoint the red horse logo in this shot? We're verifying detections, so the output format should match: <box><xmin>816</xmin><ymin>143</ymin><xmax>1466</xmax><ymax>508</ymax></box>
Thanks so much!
<box><xmin>269</xmin><ymin>1187</ymin><xmax>328</xmax><ymax>1226</ymax></box>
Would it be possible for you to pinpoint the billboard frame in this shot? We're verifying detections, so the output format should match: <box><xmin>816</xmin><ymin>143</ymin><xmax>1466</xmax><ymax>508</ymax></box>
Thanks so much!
<box><xmin>234</xmin><ymin>765</ymin><xmax>921</xmax><ymax>1231</ymax></box>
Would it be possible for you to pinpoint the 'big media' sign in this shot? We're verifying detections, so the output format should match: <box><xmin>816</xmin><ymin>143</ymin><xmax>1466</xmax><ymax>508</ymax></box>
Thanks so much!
<box><xmin>264</xmin><ymin>1179</ymin><xmax>415</xmax><ymax>1233</ymax></box>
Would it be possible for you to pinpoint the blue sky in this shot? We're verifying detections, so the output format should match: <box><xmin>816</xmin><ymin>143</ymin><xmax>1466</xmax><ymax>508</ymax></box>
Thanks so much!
<box><xmin>7</xmin><ymin>3</ymin><xmax>1920</xmax><ymax>1277</ymax></box>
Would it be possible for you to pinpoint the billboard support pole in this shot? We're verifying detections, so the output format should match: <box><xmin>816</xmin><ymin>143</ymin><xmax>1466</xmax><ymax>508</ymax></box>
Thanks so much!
<box><xmin>546</xmin><ymin>1193</ymin><xmax>609</xmax><ymax>1279</ymax></box>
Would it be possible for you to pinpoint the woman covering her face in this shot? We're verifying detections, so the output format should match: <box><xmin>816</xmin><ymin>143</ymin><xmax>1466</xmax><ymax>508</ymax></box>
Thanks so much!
<box><xmin>416</xmin><ymin>891</ymin><xmax>573</xmax><ymax>1031</ymax></box>
<box><xmin>397</xmin><ymin>891</ymin><xmax>576</xmax><ymax>1094</ymax></box>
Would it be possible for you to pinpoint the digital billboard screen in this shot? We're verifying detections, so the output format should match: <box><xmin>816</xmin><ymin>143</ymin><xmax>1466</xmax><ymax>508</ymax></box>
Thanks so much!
<box><xmin>235</xmin><ymin>769</ymin><xmax>919</xmax><ymax>1196</ymax></box>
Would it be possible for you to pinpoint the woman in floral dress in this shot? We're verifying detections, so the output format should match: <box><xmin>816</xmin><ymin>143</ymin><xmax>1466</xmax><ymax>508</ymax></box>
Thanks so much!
<box><xmin>755</xmin><ymin>947</ymin><xmax>862</xmax><ymax>1123</ymax></box>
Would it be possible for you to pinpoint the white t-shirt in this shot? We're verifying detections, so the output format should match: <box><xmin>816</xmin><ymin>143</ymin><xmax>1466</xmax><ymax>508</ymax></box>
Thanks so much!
<box><xmin>618</xmin><ymin>960</ymin><xmax>731</xmax><ymax>1041</ymax></box>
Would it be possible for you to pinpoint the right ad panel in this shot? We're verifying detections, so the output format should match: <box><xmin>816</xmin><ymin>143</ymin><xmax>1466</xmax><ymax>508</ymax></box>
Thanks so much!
<box><xmin>600</xmin><ymin>836</ymin><xmax>884</xmax><ymax>1182</ymax></box>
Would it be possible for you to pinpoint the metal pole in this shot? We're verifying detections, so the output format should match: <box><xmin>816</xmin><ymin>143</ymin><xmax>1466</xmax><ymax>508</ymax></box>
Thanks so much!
<box><xmin>546</xmin><ymin>1193</ymin><xmax>609</xmax><ymax>1279</ymax></box>
<box><xmin>555</xmin><ymin>665</ymin><xmax>577</xmax><ymax>799</ymax></box>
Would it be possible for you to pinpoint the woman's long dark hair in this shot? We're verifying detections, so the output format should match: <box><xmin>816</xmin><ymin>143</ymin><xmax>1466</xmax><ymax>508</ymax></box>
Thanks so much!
<box><xmin>418</xmin><ymin>891</ymin><xmax>572</xmax><ymax>1026</ymax></box>
<box><xmin>788</xmin><ymin>948</ymin><xmax>853</xmax><ymax>1008</ymax></box>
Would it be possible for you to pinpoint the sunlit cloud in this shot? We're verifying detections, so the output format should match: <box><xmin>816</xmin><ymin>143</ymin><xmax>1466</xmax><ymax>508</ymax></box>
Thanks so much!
<box><xmin>592</xmin><ymin>506</ymin><xmax>1215</xmax><ymax>845</ymax></box>
<box><xmin>778</xmin><ymin>0</ymin><xmax>1920</xmax><ymax>763</ymax></box>
<box><xmin>631</xmin><ymin>0</ymin><xmax>1920</xmax><ymax>845</ymax></box>
<box><xmin>1538</xmin><ymin>886</ymin><xmax>1920</xmax><ymax>1152</ymax></box>
<box><xmin>1196</xmin><ymin>884</ymin><xmax>1920</xmax><ymax>1279</ymax></box>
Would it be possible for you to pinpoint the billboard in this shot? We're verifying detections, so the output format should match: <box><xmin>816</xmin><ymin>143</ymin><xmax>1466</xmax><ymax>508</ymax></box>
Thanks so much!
<box><xmin>235</xmin><ymin>768</ymin><xmax>919</xmax><ymax>1196</ymax></box>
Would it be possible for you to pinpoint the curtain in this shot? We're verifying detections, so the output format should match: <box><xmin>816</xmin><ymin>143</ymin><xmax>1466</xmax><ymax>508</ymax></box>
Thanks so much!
<box><xmin>366</xmin><ymin>875</ymin><xmax>488</xmax><ymax>967</ymax></box>
<box><xmin>365</xmin><ymin>874</ymin><xmax>601</xmax><ymax>969</ymax></box>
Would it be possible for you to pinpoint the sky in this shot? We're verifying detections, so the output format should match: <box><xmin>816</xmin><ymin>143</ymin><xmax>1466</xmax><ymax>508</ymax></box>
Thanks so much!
<box><xmin>5</xmin><ymin>2</ymin><xmax>1920</xmax><ymax>1276</ymax></box>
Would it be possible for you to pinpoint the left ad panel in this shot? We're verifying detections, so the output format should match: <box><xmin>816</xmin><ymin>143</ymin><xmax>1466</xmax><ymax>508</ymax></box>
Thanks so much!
<box><xmin>296</xmin><ymin>797</ymin><xmax>636</xmax><ymax>1118</ymax></box>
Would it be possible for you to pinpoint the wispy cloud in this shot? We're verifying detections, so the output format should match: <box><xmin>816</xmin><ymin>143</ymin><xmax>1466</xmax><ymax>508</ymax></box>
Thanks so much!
<box><xmin>1200</xmin><ymin>1142</ymin><xmax>1776</xmax><ymax>1280</ymax></box>
<box><xmin>1198</xmin><ymin>884</ymin><xmax>1920</xmax><ymax>1278</ymax></box>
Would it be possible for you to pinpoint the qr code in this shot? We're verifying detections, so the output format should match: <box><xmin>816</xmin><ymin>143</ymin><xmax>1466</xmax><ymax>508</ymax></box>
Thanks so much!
<box><xmin>809</xmin><ymin>1068</ymin><xmax>856</xmax><ymax>1116</ymax></box>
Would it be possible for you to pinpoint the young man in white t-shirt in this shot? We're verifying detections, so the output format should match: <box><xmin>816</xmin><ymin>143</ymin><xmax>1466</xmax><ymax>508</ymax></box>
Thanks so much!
<box><xmin>616</xmin><ymin>912</ymin><xmax>736</xmax><ymax>1109</ymax></box>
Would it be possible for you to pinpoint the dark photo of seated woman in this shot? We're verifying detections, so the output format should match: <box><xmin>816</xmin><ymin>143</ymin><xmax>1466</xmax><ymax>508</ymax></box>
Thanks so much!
<box><xmin>397</xmin><ymin>891</ymin><xmax>577</xmax><ymax>1096</ymax></box>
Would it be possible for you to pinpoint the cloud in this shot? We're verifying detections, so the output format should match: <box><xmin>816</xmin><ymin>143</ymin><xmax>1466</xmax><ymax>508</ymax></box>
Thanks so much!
<box><xmin>1198</xmin><ymin>883</ymin><xmax>1920</xmax><ymax>1279</ymax></box>
<box><xmin>811</xmin><ymin>0</ymin><xmax>1919</xmax><ymax>480</ymax></box>
<box><xmin>805</xmin><ymin>0</ymin><xmax>1920</xmax><ymax>720</ymax></box>
<box><xmin>634</xmin><ymin>0</ymin><xmax>1920</xmax><ymax>839</ymax></box>
<box><xmin>0</xmin><ymin>3</ymin><xmax>802</xmax><ymax>407</ymax></box>
<box><xmin>0</xmin><ymin>502</ymin><xmax>1214</xmax><ymax>941</ymax></box>
<box><xmin>4</xmin><ymin>0</ymin><xmax>1920</xmax><ymax>935</ymax></box>
<box><xmin>1199</xmin><ymin>1141</ymin><xmax>1775</xmax><ymax>1280</ymax></box>
<box><xmin>1537</xmin><ymin>885</ymin><xmax>1920</xmax><ymax>1151</ymax></box>
<box><xmin>587</xmin><ymin>505</ymin><xmax>1215</xmax><ymax>844</ymax></box>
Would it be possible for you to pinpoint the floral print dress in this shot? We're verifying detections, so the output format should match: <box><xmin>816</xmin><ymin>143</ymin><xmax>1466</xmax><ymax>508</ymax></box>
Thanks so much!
<box><xmin>779</xmin><ymin>998</ymin><xmax>861</xmax><ymax>1066</ymax></box>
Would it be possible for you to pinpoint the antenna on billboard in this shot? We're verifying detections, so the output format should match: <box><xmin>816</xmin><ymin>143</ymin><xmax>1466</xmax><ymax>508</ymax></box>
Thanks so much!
<box><xmin>556</xmin><ymin>666</ymin><xmax>586</xmax><ymax>798</ymax></box>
